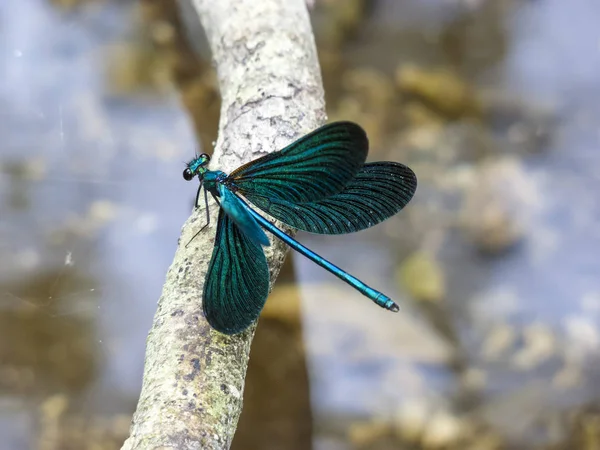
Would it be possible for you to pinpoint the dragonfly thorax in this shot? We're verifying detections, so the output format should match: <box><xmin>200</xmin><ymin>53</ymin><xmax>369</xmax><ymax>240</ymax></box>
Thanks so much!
<box><xmin>202</xmin><ymin>170</ymin><xmax>227</xmax><ymax>194</ymax></box>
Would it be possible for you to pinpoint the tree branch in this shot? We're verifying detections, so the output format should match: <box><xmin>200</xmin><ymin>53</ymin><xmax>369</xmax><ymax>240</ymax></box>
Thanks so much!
<box><xmin>122</xmin><ymin>0</ymin><xmax>325</xmax><ymax>448</ymax></box>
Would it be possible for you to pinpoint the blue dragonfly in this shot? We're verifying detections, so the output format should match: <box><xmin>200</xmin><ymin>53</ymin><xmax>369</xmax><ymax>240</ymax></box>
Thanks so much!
<box><xmin>183</xmin><ymin>121</ymin><xmax>417</xmax><ymax>334</ymax></box>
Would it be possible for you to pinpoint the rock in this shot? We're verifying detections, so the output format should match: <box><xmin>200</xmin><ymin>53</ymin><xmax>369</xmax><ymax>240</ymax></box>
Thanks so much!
<box><xmin>481</xmin><ymin>322</ymin><xmax>517</xmax><ymax>361</ymax></box>
<box><xmin>512</xmin><ymin>322</ymin><xmax>556</xmax><ymax>371</ymax></box>
<box><xmin>421</xmin><ymin>410</ymin><xmax>466</xmax><ymax>448</ymax></box>
<box><xmin>40</xmin><ymin>394</ymin><xmax>69</xmax><ymax>421</ymax></box>
<box><xmin>104</xmin><ymin>42</ymin><xmax>168</xmax><ymax>95</ymax></box>
<box><xmin>463</xmin><ymin>432</ymin><xmax>503</xmax><ymax>450</ymax></box>
<box><xmin>470</xmin><ymin>286</ymin><xmax>520</xmax><ymax>321</ymax></box>
<box><xmin>552</xmin><ymin>361</ymin><xmax>582</xmax><ymax>389</ymax></box>
<box><xmin>48</xmin><ymin>0</ymin><xmax>83</xmax><ymax>10</ymax></box>
<box><xmin>88</xmin><ymin>200</ymin><xmax>118</xmax><ymax>225</ymax></box>
<box><xmin>61</xmin><ymin>200</ymin><xmax>120</xmax><ymax>238</ymax></box>
<box><xmin>563</xmin><ymin>315</ymin><xmax>600</xmax><ymax>357</ymax></box>
<box><xmin>398</xmin><ymin>252</ymin><xmax>446</xmax><ymax>303</ymax></box>
<box><xmin>480</xmin><ymin>90</ymin><xmax>557</xmax><ymax>153</ymax></box>
<box><xmin>342</xmin><ymin>68</ymin><xmax>396</xmax><ymax>114</ymax></box>
<box><xmin>5</xmin><ymin>158</ymin><xmax>46</xmax><ymax>182</ymax></box>
<box><xmin>397</xmin><ymin>125</ymin><xmax>445</xmax><ymax>155</ymax></box>
<box><xmin>403</xmin><ymin>102</ymin><xmax>445</xmax><ymax>128</ymax></box>
<box><xmin>394</xmin><ymin>398</ymin><xmax>431</xmax><ymax>443</ymax></box>
<box><xmin>347</xmin><ymin>419</ymin><xmax>392</xmax><ymax>447</ymax></box>
<box><xmin>328</xmin><ymin>68</ymin><xmax>396</xmax><ymax>149</ymax></box>
<box><xmin>438</xmin><ymin>0</ymin><xmax>510</xmax><ymax>75</ymax></box>
<box><xmin>475</xmin><ymin>382</ymin><xmax>548</xmax><ymax>441</ymax></box>
<box><xmin>300</xmin><ymin>283</ymin><xmax>453</xmax><ymax>364</ymax></box>
<box><xmin>439</xmin><ymin>121</ymin><xmax>500</xmax><ymax>163</ymax></box>
<box><xmin>396</xmin><ymin>64</ymin><xmax>481</xmax><ymax>119</ymax></box>
<box><xmin>461</xmin><ymin>156</ymin><xmax>539</xmax><ymax>254</ymax></box>
<box><xmin>577</xmin><ymin>412</ymin><xmax>600</xmax><ymax>449</ymax></box>
<box><xmin>313</xmin><ymin>0</ymin><xmax>368</xmax><ymax>48</ymax></box>
<box><xmin>461</xmin><ymin>367</ymin><xmax>487</xmax><ymax>391</ymax></box>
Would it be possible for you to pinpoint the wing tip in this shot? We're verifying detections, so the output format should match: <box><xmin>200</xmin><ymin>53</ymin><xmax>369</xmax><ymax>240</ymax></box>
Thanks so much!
<box><xmin>391</xmin><ymin>161</ymin><xmax>418</xmax><ymax>200</ymax></box>
<box><xmin>203</xmin><ymin>305</ymin><xmax>258</xmax><ymax>335</ymax></box>
<box><xmin>403</xmin><ymin>165</ymin><xmax>418</xmax><ymax>195</ymax></box>
<box><xmin>322</xmin><ymin>120</ymin><xmax>368</xmax><ymax>146</ymax></box>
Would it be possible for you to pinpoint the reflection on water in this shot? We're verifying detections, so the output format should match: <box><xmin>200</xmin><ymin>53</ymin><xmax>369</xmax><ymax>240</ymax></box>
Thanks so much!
<box><xmin>1</xmin><ymin>0</ymin><xmax>194</xmax><ymax>448</ymax></box>
<box><xmin>1</xmin><ymin>0</ymin><xmax>600</xmax><ymax>449</ymax></box>
<box><xmin>0</xmin><ymin>269</ymin><xmax>97</xmax><ymax>395</ymax></box>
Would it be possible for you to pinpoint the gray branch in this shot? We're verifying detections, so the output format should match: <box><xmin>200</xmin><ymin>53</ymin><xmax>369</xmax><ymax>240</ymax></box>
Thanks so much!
<box><xmin>121</xmin><ymin>0</ymin><xmax>325</xmax><ymax>449</ymax></box>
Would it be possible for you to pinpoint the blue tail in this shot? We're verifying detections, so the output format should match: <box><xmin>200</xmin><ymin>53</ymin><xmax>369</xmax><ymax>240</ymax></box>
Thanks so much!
<box><xmin>237</xmin><ymin>195</ymin><xmax>400</xmax><ymax>312</ymax></box>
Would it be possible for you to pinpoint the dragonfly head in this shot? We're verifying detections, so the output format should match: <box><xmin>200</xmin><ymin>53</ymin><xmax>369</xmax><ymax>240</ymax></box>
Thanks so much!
<box><xmin>184</xmin><ymin>153</ymin><xmax>211</xmax><ymax>181</ymax></box>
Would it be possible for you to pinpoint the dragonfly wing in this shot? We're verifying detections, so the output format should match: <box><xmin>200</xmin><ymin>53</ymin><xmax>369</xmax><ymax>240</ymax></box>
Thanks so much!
<box><xmin>243</xmin><ymin>162</ymin><xmax>417</xmax><ymax>234</ymax></box>
<box><xmin>218</xmin><ymin>183</ymin><xmax>269</xmax><ymax>246</ymax></box>
<box><xmin>203</xmin><ymin>208</ymin><xmax>270</xmax><ymax>334</ymax></box>
<box><xmin>227</xmin><ymin>122</ymin><xmax>368</xmax><ymax>203</ymax></box>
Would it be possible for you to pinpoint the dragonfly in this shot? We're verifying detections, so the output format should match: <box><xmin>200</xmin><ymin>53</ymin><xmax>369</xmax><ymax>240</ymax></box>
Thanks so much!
<box><xmin>183</xmin><ymin>121</ymin><xmax>417</xmax><ymax>335</ymax></box>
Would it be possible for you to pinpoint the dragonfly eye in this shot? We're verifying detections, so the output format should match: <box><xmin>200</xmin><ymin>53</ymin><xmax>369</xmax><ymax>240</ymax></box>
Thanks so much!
<box><xmin>200</xmin><ymin>153</ymin><xmax>211</xmax><ymax>164</ymax></box>
<box><xmin>183</xmin><ymin>168</ymin><xmax>194</xmax><ymax>181</ymax></box>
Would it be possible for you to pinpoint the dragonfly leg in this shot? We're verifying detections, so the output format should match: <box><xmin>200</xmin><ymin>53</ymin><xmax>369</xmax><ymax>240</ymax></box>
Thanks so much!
<box><xmin>186</xmin><ymin>186</ymin><xmax>211</xmax><ymax>248</ymax></box>
<box><xmin>200</xmin><ymin>187</ymin><xmax>210</xmax><ymax>230</ymax></box>
<box><xmin>211</xmin><ymin>192</ymin><xmax>221</xmax><ymax>207</ymax></box>
<box><xmin>194</xmin><ymin>182</ymin><xmax>203</xmax><ymax>208</ymax></box>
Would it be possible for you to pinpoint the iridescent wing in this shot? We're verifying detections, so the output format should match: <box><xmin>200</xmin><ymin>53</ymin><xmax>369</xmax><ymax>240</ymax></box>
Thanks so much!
<box><xmin>242</xmin><ymin>162</ymin><xmax>417</xmax><ymax>234</ymax></box>
<box><xmin>203</xmin><ymin>207</ymin><xmax>270</xmax><ymax>335</ymax></box>
<box><xmin>227</xmin><ymin>121</ymin><xmax>368</xmax><ymax>203</ymax></box>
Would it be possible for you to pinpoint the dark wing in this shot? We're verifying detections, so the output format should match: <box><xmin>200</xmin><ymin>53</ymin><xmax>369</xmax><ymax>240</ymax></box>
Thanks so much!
<box><xmin>203</xmin><ymin>208</ymin><xmax>270</xmax><ymax>334</ymax></box>
<box><xmin>227</xmin><ymin>121</ymin><xmax>368</xmax><ymax>203</ymax></box>
<box><xmin>242</xmin><ymin>162</ymin><xmax>417</xmax><ymax>234</ymax></box>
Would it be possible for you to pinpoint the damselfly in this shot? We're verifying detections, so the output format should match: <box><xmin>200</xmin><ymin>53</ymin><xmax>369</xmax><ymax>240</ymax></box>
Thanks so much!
<box><xmin>183</xmin><ymin>122</ymin><xmax>417</xmax><ymax>334</ymax></box>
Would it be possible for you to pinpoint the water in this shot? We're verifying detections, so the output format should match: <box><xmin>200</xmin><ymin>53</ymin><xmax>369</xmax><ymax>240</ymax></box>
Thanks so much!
<box><xmin>1</xmin><ymin>0</ymin><xmax>600</xmax><ymax>448</ymax></box>
<box><xmin>0</xmin><ymin>0</ymin><xmax>195</xmax><ymax>438</ymax></box>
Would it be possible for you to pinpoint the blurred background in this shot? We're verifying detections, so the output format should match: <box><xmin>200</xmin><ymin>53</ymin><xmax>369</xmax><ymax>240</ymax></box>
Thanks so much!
<box><xmin>1</xmin><ymin>0</ymin><xmax>599</xmax><ymax>448</ymax></box>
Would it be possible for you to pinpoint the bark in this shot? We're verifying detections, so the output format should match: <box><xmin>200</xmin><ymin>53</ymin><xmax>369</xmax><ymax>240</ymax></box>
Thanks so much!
<box><xmin>121</xmin><ymin>0</ymin><xmax>325</xmax><ymax>448</ymax></box>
